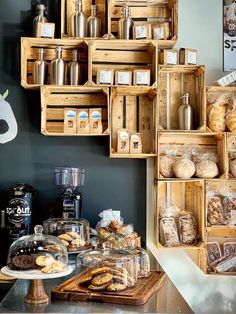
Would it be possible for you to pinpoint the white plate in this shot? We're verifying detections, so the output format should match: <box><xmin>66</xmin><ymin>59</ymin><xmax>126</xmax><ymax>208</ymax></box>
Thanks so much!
<box><xmin>1</xmin><ymin>265</ymin><xmax>73</xmax><ymax>280</ymax></box>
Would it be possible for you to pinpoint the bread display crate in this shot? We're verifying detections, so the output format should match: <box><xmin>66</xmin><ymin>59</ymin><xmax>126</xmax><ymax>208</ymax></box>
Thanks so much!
<box><xmin>61</xmin><ymin>0</ymin><xmax>107</xmax><ymax>38</ymax></box>
<box><xmin>206</xmin><ymin>86</ymin><xmax>236</xmax><ymax>133</ymax></box>
<box><xmin>156</xmin><ymin>132</ymin><xmax>226</xmax><ymax>180</ymax></box>
<box><xmin>155</xmin><ymin>180</ymin><xmax>205</xmax><ymax>249</ymax></box>
<box><xmin>110</xmin><ymin>87</ymin><xmax>157</xmax><ymax>158</ymax></box>
<box><xmin>108</xmin><ymin>0</ymin><xmax>178</xmax><ymax>46</ymax></box>
<box><xmin>21</xmin><ymin>37</ymin><xmax>88</xmax><ymax>89</ymax></box>
<box><xmin>88</xmin><ymin>40</ymin><xmax>157</xmax><ymax>87</ymax></box>
<box><xmin>157</xmin><ymin>65</ymin><xmax>206</xmax><ymax>131</ymax></box>
<box><xmin>40</xmin><ymin>86</ymin><xmax>109</xmax><ymax>136</ymax></box>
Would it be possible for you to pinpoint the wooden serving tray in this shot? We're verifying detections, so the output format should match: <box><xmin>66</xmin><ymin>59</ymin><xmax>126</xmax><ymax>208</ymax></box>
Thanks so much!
<box><xmin>51</xmin><ymin>271</ymin><xmax>166</xmax><ymax>306</ymax></box>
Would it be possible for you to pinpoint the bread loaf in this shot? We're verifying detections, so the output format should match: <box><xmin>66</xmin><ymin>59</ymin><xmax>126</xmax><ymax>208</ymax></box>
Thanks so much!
<box><xmin>173</xmin><ymin>159</ymin><xmax>195</xmax><ymax>179</ymax></box>
<box><xmin>226</xmin><ymin>106</ymin><xmax>236</xmax><ymax>132</ymax></box>
<box><xmin>207</xmin><ymin>103</ymin><xmax>227</xmax><ymax>132</ymax></box>
<box><xmin>160</xmin><ymin>155</ymin><xmax>175</xmax><ymax>178</ymax></box>
<box><xmin>195</xmin><ymin>159</ymin><xmax>219</xmax><ymax>178</ymax></box>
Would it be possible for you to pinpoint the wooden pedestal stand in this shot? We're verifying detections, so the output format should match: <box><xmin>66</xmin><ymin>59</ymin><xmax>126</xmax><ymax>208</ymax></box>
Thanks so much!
<box><xmin>24</xmin><ymin>279</ymin><xmax>49</xmax><ymax>304</ymax></box>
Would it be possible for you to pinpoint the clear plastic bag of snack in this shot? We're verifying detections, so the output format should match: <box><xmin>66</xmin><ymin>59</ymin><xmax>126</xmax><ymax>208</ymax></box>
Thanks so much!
<box><xmin>193</xmin><ymin>150</ymin><xmax>219</xmax><ymax>179</ymax></box>
<box><xmin>223</xmin><ymin>194</ymin><xmax>236</xmax><ymax>226</ymax></box>
<box><xmin>179</xmin><ymin>213</ymin><xmax>198</xmax><ymax>245</ymax></box>
<box><xmin>172</xmin><ymin>145</ymin><xmax>197</xmax><ymax>179</ymax></box>
<box><xmin>160</xmin><ymin>217</ymin><xmax>180</xmax><ymax>247</ymax></box>
<box><xmin>213</xmin><ymin>254</ymin><xmax>236</xmax><ymax>273</ymax></box>
<box><xmin>206</xmin><ymin>242</ymin><xmax>222</xmax><ymax>265</ymax></box>
<box><xmin>159</xmin><ymin>201</ymin><xmax>181</xmax><ymax>219</ymax></box>
<box><xmin>207</xmin><ymin>193</ymin><xmax>224</xmax><ymax>225</ymax></box>
<box><xmin>223</xmin><ymin>242</ymin><xmax>236</xmax><ymax>255</ymax></box>
<box><xmin>159</xmin><ymin>146</ymin><xmax>178</xmax><ymax>178</ymax></box>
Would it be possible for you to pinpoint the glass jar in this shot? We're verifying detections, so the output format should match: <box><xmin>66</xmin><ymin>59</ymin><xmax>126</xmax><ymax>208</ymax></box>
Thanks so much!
<box><xmin>43</xmin><ymin>218</ymin><xmax>90</xmax><ymax>252</ymax></box>
<box><xmin>7</xmin><ymin>225</ymin><xmax>68</xmax><ymax>274</ymax></box>
<box><xmin>123</xmin><ymin>247</ymin><xmax>150</xmax><ymax>278</ymax></box>
<box><xmin>75</xmin><ymin>249</ymin><xmax>138</xmax><ymax>292</ymax></box>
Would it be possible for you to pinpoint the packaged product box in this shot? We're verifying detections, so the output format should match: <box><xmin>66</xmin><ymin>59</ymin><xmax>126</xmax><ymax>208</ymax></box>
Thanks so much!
<box><xmin>89</xmin><ymin>108</ymin><xmax>102</xmax><ymax>134</ymax></box>
<box><xmin>179</xmin><ymin>48</ymin><xmax>198</xmax><ymax>65</ymax></box>
<box><xmin>64</xmin><ymin>108</ymin><xmax>77</xmax><ymax>133</ymax></box>
<box><xmin>77</xmin><ymin>109</ymin><xmax>89</xmax><ymax>134</ymax></box>
<box><xmin>159</xmin><ymin>49</ymin><xmax>178</xmax><ymax>65</ymax></box>
<box><xmin>117</xmin><ymin>129</ymin><xmax>129</xmax><ymax>154</ymax></box>
<box><xmin>130</xmin><ymin>133</ymin><xmax>142</xmax><ymax>154</ymax></box>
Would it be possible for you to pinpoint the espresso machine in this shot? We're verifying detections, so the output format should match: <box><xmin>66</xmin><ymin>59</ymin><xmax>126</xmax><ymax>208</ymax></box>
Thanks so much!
<box><xmin>54</xmin><ymin>167</ymin><xmax>85</xmax><ymax>219</ymax></box>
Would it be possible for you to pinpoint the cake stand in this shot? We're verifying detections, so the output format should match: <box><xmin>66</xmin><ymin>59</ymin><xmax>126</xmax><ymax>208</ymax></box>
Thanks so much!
<box><xmin>1</xmin><ymin>265</ymin><xmax>73</xmax><ymax>304</ymax></box>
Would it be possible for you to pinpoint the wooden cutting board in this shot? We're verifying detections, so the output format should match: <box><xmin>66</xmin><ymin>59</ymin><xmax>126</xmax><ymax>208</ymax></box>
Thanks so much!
<box><xmin>51</xmin><ymin>271</ymin><xmax>166</xmax><ymax>306</ymax></box>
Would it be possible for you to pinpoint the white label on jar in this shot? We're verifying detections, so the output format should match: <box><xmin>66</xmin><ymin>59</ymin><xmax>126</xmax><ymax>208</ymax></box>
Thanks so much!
<box><xmin>79</xmin><ymin>111</ymin><xmax>88</xmax><ymax>119</ymax></box>
<box><xmin>117</xmin><ymin>72</ymin><xmax>130</xmax><ymax>85</ymax></box>
<box><xmin>166</xmin><ymin>52</ymin><xmax>177</xmax><ymax>65</ymax></box>
<box><xmin>39</xmin><ymin>23</ymin><xmax>55</xmax><ymax>38</ymax></box>
<box><xmin>153</xmin><ymin>26</ymin><xmax>164</xmax><ymax>40</ymax></box>
<box><xmin>135</xmin><ymin>25</ymin><xmax>147</xmax><ymax>39</ymax></box>
<box><xmin>135</xmin><ymin>71</ymin><xmax>150</xmax><ymax>85</ymax></box>
<box><xmin>187</xmin><ymin>51</ymin><xmax>197</xmax><ymax>64</ymax></box>
<box><xmin>99</xmin><ymin>70</ymin><xmax>113</xmax><ymax>84</ymax></box>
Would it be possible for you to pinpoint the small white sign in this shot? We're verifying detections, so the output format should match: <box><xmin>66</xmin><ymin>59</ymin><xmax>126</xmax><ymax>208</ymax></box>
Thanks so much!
<box><xmin>187</xmin><ymin>51</ymin><xmax>197</xmax><ymax>65</ymax></box>
<box><xmin>167</xmin><ymin>52</ymin><xmax>177</xmax><ymax>65</ymax></box>
<box><xmin>135</xmin><ymin>25</ymin><xmax>147</xmax><ymax>39</ymax></box>
<box><xmin>117</xmin><ymin>72</ymin><xmax>130</xmax><ymax>85</ymax></box>
<box><xmin>99</xmin><ymin>70</ymin><xmax>113</xmax><ymax>84</ymax></box>
<box><xmin>135</xmin><ymin>71</ymin><xmax>150</xmax><ymax>85</ymax></box>
<box><xmin>37</xmin><ymin>22</ymin><xmax>55</xmax><ymax>38</ymax></box>
<box><xmin>153</xmin><ymin>26</ymin><xmax>164</xmax><ymax>40</ymax></box>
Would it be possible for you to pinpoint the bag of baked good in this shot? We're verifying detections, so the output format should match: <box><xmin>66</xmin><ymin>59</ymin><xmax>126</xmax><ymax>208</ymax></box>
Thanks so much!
<box><xmin>159</xmin><ymin>146</ymin><xmax>177</xmax><ymax>178</ymax></box>
<box><xmin>226</xmin><ymin>98</ymin><xmax>236</xmax><ymax>132</ymax></box>
<box><xmin>159</xmin><ymin>217</ymin><xmax>180</xmax><ymax>247</ymax></box>
<box><xmin>159</xmin><ymin>201</ymin><xmax>181</xmax><ymax>219</ymax></box>
<box><xmin>206</xmin><ymin>242</ymin><xmax>222</xmax><ymax>266</ymax></box>
<box><xmin>207</xmin><ymin>192</ymin><xmax>224</xmax><ymax>225</ymax></box>
<box><xmin>223</xmin><ymin>193</ymin><xmax>236</xmax><ymax>226</ymax></box>
<box><xmin>193</xmin><ymin>150</ymin><xmax>219</xmax><ymax>179</ymax></box>
<box><xmin>172</xmin><ymin>145</ymin><xmax>196</xmax><ymax>179</ymax></box>
<box><xmin>179</xmin><ymin>212</ymin><xmax>198</xmax><ymax>245</ymax></box>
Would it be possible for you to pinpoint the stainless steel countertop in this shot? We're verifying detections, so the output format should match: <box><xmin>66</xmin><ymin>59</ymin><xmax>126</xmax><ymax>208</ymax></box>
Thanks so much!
<box><xmin>0</xmin><ymin>274</ymin><xmax>192</xmax><ymax>313</ymax></box>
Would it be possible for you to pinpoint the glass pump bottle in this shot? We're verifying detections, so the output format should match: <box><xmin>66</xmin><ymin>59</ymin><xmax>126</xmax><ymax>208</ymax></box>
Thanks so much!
<box><xmin>50</xmin><ymin>47</ymin><xmax>66</xmax><ymax>85</ymax></box>
<box><xmin>72</xmin><ymin>0</ymin><xmax>87</xmax><ymax>38</ymax></box>
<box><xmin>68</xmin><ymin>50</ymin><xmax>80</xmax><ymax>85</ymax></box>
<box><xmin>32</xmin><ymin>48</ymin><xmax>47</xmax><ymax>85</ymax></box>
<box><xmin>87</xmin><ymin>5</ymin><xmax>101</xmax><ymax>38</ymax></box>
<box><xmin>33</xmin><ymin>4</ymin><xmax>48</xmax><ymax>37</ymax></box>
<box><xmin>178</xmin><ymin>93</ymin><xmax>193</xmax><ymax>130</ymax></box>
<box><xmin>118</xmin><ymin>4</ymin><xmax>133</xmax><ymax>39</ymax></box>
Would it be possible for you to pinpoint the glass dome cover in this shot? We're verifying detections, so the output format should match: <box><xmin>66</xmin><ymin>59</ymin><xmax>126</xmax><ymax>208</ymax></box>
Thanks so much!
<box><xmin>7</xmin><ymin>225</ymin><xmax>68</xmax><ymax>274</ymax></box>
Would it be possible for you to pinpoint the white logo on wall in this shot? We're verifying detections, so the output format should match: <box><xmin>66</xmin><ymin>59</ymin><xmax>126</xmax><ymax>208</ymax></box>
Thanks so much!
<box><xmin>0</xmin><ymin>90</ymin><xmax>18</xmax><ymax>144</ymax></box>
<box><xmin>224</xmin><ymin>0</ymin><xmax>236</xmax><ymax>71</ymax></box>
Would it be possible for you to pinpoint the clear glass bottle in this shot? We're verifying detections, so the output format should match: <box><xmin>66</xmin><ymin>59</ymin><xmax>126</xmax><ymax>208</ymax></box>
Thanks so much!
<box><xmin>33</xmin><ymin>4</ymin><xmax>48</xmax><ymax>37</ymax></box>
<box><xmin>72</xmin><ymin>0</ymin><xmax>87</xmax><ymax>38</ymax></box>
<box><xmin>178</xmin><ymin>92</ymin><xmax>193</xmax><ymax>130</ymax></box>
<box><xmin>87</xmin><ymin>5</ymin><xmax>101</xmax><ymax>38</ymax></box>
<box><xmin>32</xmin><ymin>48</ymin><xmax>47</xmax><ymax>85</ymax></box>
<box><xmin>50</xmin><ymin>47</ymin><xmax>66</xmax><ymax>85</ymax></box>
<box><xmin>68</xmin><ymin>50</ymin><xmax>80</xmax><ymax>85</ymax></box>
<box><xmin>118</xmin><ymin>4</ymin><xmax>133</xmax><ymax>39</ymax></box>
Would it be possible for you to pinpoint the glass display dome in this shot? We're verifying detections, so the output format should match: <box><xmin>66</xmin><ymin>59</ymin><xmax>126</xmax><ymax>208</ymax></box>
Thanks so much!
<box><xmin>7</xmin><ymin>225</ymin><xmax>68</xmax><ymax>274</ymax></box>
<box><xmin>123</xmin><ymin>247</ymin><xmax>150</xmax><ymax>278</ymax></box>
<box><xmin>75</xmin><ymin>248</ymin><xmax>137</xmax><ymax>292</ymax></box>
<box><xmin>43</xmin><ymin>218</ymin><xmax>90</xmax><ymax>252</ymax></box>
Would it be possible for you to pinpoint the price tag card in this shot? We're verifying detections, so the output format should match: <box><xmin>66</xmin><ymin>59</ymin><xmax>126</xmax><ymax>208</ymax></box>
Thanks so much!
<box><xmin>37</xmin><ymin>22</ymin><xmax>55</xmax><ymax>38</ymax></box>
<box><xmin>134</xmin><ymin>25</ymin><xmax>148</xmax><ymax>39</ymax></box>
<box><xmin>97</xmin><ymin>69</ymin><xmax>114</xmax><ymax>85</ymax></box>
<box><xmin>153</xmin><ymin>26</ymin><xmax>164</xmax><ymax>40</ymax></box>
<box><xmin>187</xmin><ymin>51</ymin><xmax>197</xmax><ymax>64</ymax></box>
<box><xmin>134</xmin><ymin>70</ymin><xmax>150</xmax><ymax>85</ymax></box>
<box><xmin>116</xmin><ymin>71</ymin><xmax>132</xmax><ymax>85</ymax></box>
<box><xmin>166</xmin><ymin>51</ymin><xmax>178</xmax><ymax>65</ymax></box>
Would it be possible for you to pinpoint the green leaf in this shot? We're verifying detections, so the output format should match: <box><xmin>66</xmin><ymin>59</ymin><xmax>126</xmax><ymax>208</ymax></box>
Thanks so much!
<box><xmin>2</xmin><ymin>89</ymin><xmax>9</xmax><ymax>100</ymax></box>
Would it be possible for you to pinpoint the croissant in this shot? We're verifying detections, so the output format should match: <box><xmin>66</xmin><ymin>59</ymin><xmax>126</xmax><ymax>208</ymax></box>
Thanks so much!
<box><xmin>207</xmin><ymin>103</ymin><xmax>227</xmax><ymax>132</ymax></box>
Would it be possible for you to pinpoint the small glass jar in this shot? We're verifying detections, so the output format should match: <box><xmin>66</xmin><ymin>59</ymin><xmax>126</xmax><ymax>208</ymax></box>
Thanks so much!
<box><xmin>75</xmin><ymin>248</ymin><xmax>138</xmax><ymax>292</ymax></box>
<box><xmin>43</xmin><ymin>218</ymin><xmax>90</xmax><ymax>252</ymax></box>
<box><xmin>7</xmin><ymin>225</ymin><xmax>68</xmax><ymax>274</ymax></box>
<box><xmin>123</xmin><ymin>247</ymin><xmax>150</xmax><ymax>278</ymax></box>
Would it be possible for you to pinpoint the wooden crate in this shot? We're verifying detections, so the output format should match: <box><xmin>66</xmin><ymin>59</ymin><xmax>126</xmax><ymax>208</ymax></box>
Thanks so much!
<box><xmin>21</xmin><ymin>37</ymin><xmax>88</xmax><ymax>89</ymax></box>
<box><xmin>157</xmin><ymin>65</ymin><xmax>206</xmax><ymax>131</ymax></box>
<box><xmin>227</xmin><ymin>133</ymin><xmax>236</xmax><ymax>179</ymax></box>
<box><xmin>205</xmin><ymin>180</ymin><xmax>236</xmax><ymax>238</ymax></box>
<box><xmin>156</xmin><ymin>180</ymin><xmax>205</xmax><ymax>248</ymax></box>
<box><xmin>61</xmin><ymin>0</ymin><xmax>107</xmax><ymax>38</ymax></box>
<box><xmin>88</xmin><ymin>40</ymin><xmax>157</xmax><ymax>87</ymax></box>
<box><xmin>206</xmin><ymin>86</ymin><xmax>236</xmax><ymax>133</ymax></box>
<box><xmin>110</xmin><ymin>87</ymin><xmax>157</xmax><ymax>158</ymax></box>
<box><xmin>41</xmin><ymin>86</ymin><xmax>109</xmax><ymax>136</ymax></box>
<box><xmin>156</xmin><ymin>132</ymin><xmax>226</xmax><ymax>179</ymax></box>
<box><xmin>108</xmin><ymin>0</ymin><xmax>178</xmax><ymax>46</ymax></box>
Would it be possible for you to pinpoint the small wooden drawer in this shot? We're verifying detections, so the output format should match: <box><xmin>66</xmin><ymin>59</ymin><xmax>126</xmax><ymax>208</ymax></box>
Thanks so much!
<box><xmin>157</xmin><ymin>65</ymin><xmax>206</xmax><ymax>131</ymax></box>
<box><xmin>108</xmin><ymin>0</ymin><xmax>178</xmax><ymax>45</ymax></box>
<box><xmin>88</xmin><ymin>40</ymin><xmax>157</xmax><ymax>87</ymax></box>
<box><xmin>40</xmin><ymin>86</ymin><xmax>109</xmax><ymax>136</ymax></box>
<box><xmin>61</xmin><ymin>0</ymin><xmax>106</xmax><ymax>38</ymax></box>
<box><xmin>110</xmin><ymin>87</ymin><xmax>157</xmax><ymax>158</ymax></box>
<box><xmin>156</xmin><ymin>132</ymin><xmax>226</xmax><ymax>180</ymax></box>
<box><xmin>21</xmin><ymin>37</ymin><xmax>88</xmax><ymax>89</ymax></box>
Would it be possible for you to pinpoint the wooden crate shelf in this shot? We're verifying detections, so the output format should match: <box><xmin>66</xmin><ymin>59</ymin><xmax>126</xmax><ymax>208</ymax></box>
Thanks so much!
<box><xmin>61</xmin><ymin>0</ymin><xmax>107</xmax><ymax>38</ymax></box>
<box><xmin>88</xmin><ymin>40</ymin><xmax>157</xmax><ymax>87</ymax></box>
<box><xmin>110</xmin><ymin>87</ymin><xmax>157</xmax><ymax>158</ymax></box>
<box><xmin>156</xmin><ymin>132</ymin><xmax>226</xmax><ymax>180</ymax></box>
<box><xmin>108</xmin><ymin>0</ymin><xmax>178</xmax><ymax>45</ymax></box>
<box><xmin>206</xmin><ymin>86</ymin><xmax>236</xmax><ymax>133</ymax></box>
<box><xmin>157</xmin><ymin>65</ymin><xmax>206</xmax><ymax>131</ymax></box>
<box><xmin>156</xmin><ymin>180</ymin><xmax>205</xmax><ymax>249</ymax></box>
<box><xmin>21</xmin><ymin>37</ymin><xmax>88</xmax><ymax>89</ymax></box>
<box><xmin>41</xmin><ymin>86</ymin><xmax>109</xmax><ymax>136</ymax></box>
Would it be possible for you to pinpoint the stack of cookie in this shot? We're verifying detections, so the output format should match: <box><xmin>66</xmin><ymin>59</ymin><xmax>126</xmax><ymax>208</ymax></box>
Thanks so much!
<box><xmin>76</xmin><ymin>266</ymin><xmax>135</xmax><ymax>292</ymax></box>
<box><xmin>57</xmin><ymin>232</ymin><xmax>86</xmax><ymax>251</ymax></box>
<box><xmin>35</xmin><ymin>255</ymin><xmax>66</xmax><ymax>274</ymax></box>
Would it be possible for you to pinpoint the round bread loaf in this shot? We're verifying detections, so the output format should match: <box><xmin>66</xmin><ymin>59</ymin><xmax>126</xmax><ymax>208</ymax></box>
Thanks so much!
<box><xmin>207</xmin><ymin>103</ymin><xmax>227</xmax><ymax>132</ymax></box>
<box><xmin>173</xmin><ymin>159</ymin><xmax>195</xmax><ymax>179</ymax></box>
<box><xmin>159</xmin><ymin>155</ymin><xmax>175</xmax><ymax>178</ymax></box>
<box><xmin>195</xmin><ymin>159</ymin><xmax>219</xmax><ymax>178</ymax></box>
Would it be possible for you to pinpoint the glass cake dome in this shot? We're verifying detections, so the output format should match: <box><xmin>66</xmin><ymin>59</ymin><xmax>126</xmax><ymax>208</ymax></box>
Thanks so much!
<box><xmin>7</xmin><ymin>225</ymin><xmax>68</xmax><ymax>274</ymax></box>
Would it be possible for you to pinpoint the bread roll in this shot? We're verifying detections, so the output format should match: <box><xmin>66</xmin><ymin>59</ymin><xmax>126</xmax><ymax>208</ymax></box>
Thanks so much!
<box><xmin>160</xmin><ymin>155</ymin><xmax>175</xmax><ymax>178</ymax></box>
<box><xmin>226</xmin><ymin>109</ymin><xmax>236</xmax><ymax>132</ymax></box>
<box><xmin>195</xmin><ymin>159</ymin><xmax>219</xmax><ymax>178</ymax></box>
<box><xmin>229</xmin><ymin>159</ymin><xmax>236</xmax><ymax>178</ymax></box>
<box><xmin>207</xmin><ymin>103</ymin><xmax>227</xmax><ymax>132</ymax></box>
<box><xmin>173</xmin><ymin>159</ymin><xmax>195</xmax><ymax>179</ymax></box>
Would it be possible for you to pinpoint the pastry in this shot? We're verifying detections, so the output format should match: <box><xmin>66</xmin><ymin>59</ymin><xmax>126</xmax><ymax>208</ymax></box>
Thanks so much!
<box><xmin>207</xmin><ymin>103</ymin><xmax>227</xmax><ymax>132</ymax></box>
<box><xmin>35</xmin><ymin>255</ymin><xmax>55</xmax><ymax>267</ymax></box>
<box><xmin>173</xmin><ymin>158</ymin><xmax>195</xmax><ymax>179</ymax></box>
<box><xmin>60</xmin><ymin>239</ymin><xmax>70</xmax><ymax>247</ymax></box>
<box><xmin>88</xmin><ymin>283</ymin><xmax>110</xmax><ymax>291</ymax></box>
<box><xmin>91</xmin><ymin>273</ymin><xmax>113</xmax><ymax>286</ymax></box>
<box><xmin>106</xmin><ymin>283</ymin><xmax>127</xmax><ymax>292</ymax></box>
<box><xmin>71</xmin><ymin>238</ymin><xmax>86</xmax><ymax>247</ymax></box>
<box><xmin>195</xmin><ymin>159</ymin><xmax>219</xmax><ymax>178</ymax></box>
<box><xmin>159</xmin><ymin>155</ymin><xmax>175</xmax><ymax>178</ymax></box>
<box><xmin>58</xmin><ymin>233</ymin><xmax>73</xmax><ymax>242</ymax></box>
<box><xmin>11</xmin><ymin>255</ymin><xmax>36</xmax><ymax>270</ymax></box>
<box><xmin>41</xmin><ymin>261</ymin><xmax>65</xmax><ymax>274</ymax></box>
<box><xmin>44</xmin><ymin>245</ymin><xmax>63</xmax><ymax>253</ymax></box>
<box><xmin>66</xmin><ymin>231</ymin><xmax>80</xmax><ymax>239</ymax></box>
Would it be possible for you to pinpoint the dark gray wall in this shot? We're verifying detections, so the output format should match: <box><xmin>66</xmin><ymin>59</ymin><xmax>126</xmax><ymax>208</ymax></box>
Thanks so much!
<box><xmin>0</xmin><ymin>0</ymin><xmax>146</xmax><ymax>260</ymax></box>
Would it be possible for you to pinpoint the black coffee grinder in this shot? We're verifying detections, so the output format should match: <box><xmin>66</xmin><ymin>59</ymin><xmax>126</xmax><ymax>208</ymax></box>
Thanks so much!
<box><xmin>55</xmin><ymin>167</ymin><xmax>85</xmax><ymax>219</ymax></box>
<box><xmin>2</xmin><ymin>184</ymin><xmax>36</xmax><ymax>243</ymax></box>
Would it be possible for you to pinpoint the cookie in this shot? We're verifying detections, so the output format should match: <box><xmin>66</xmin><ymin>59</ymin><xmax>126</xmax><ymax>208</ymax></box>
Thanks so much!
<box><xmin>66</xmin><ymin>231</ymin><xmax>80</xmax><ymax>239</ymax></box>
<box><xmin>71</xmin><ymin>238</ymin><xmax>86</xmax><ymax>247</ymax></box>
<box><xmin>106</xmin><ymin>283</ymin><xmax>127</xmax><ymax>292</ymax></box>
<box><xmin>36</xmin><ymin>255</ymin><xmax>55</xmax><ymax>267</ymax></box>
<box><xmin>11</xmin><ymin>255</ymin><xmax>35</xmax><ymax>270</ymax></box>
<box><xmin>44</xmin><ymin>245</ymin><xmax>63</xmax><ymax>253</ymax></box>
<box><xmin>88</xmin><ymin>283</ymin><xmax>110</xmax><ymax>291</ymax></box>
<box><xmin>41</xmin><ymin>261</ymin><xmax>65</xmax><ymax>274</ymax></box>
<box><xmin>91</xmin><ymin>267</ymin><xmax>112</xmax><ymax>276</ymax></box>
<box><xmin>58</xmin><ymin>233</ymin><xmax>73</xmax><ymax>242</ymax></box>
<box><xmin>91</xmin><ymin>273</ymin><xmax>113</xmax><ymax>286</ymax></box>
<box><xmin>76</xmin><ymin>274</ymin><xmax>93</xmax><ymax>285</ymax></box>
